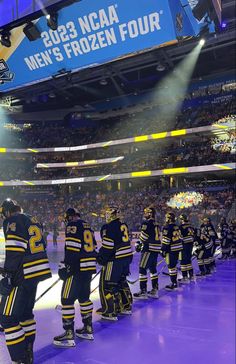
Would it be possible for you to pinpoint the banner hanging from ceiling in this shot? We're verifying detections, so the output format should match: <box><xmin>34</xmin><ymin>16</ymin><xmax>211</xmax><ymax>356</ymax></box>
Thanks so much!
<box><xmin>0</xmin><ymin>0</ymin><xmax>199</xmax><ymax>92</ymax></box>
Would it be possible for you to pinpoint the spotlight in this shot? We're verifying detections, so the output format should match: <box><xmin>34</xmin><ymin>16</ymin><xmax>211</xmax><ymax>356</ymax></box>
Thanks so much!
<box><xmin>0</xmin><ymin>30</ymin><xmax>11</xmax><ymax>48</ymax></box>
<box><xmin>46</xmin><ymin>13</ymin><xmax>58</xmax><ymax>31</ymax></box>
<box><xmin>23</xmin><ymin>22</ymin><xmax>41</xmax><ymax>41</ymax></box>
<box><xmin>221</xmin><ymin>22</ymin><xmax>227</xmax><ymax>29</ymax></box>
<box><xmin>100</xmin><ymin>78</ymin><xmax>108</xmax><ymax>86</ymax></box>
<box><xmin>156</xmin><ymin>62</ymin><xmax>166</xmax><ymax>72</ymax></box>
<box><xmin>199</xmin><ymin>39</ymin><xmax>205</xmax><ymax>46</ymax></box>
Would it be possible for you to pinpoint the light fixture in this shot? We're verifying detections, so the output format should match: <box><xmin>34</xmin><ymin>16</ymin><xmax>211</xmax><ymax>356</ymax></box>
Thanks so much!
<box><xmin>0</xmin><ymin>30</ymin><xmax>11</xmax><ymax>47</ymax></box>
<box><xmin>156</xmin><ymin>62</ymin><xmax>166</xmax><ymax>72</ymax></box>
<box><xmin>46</xmin><ymin>13</ymin><xmax>58</xmax><ymax>31</ymax></box>
<box><xmin>23</xmin><ymin>22</ymin><xmax>41</xmax><ymax>41</ymax></box>
<box><xmin>199</xmin><ymin>39</ymin><xmax>205</xmax><ymax>46</ymax></box>
<box><xmin>100</xmin><ymin>78</ymin><xmax>108</xmax><ymax>86</ymax></box>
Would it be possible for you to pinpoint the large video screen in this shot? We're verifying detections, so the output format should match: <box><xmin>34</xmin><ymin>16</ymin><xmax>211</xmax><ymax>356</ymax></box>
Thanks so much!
<box><xmin>0</xmin><ymin>0</ymin><xmax>199</xmax><ymax>92</ymax></box>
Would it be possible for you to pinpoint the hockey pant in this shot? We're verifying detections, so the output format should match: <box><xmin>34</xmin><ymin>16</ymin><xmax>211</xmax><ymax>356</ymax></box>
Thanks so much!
<box><xmin>61</xmin><ymin>272</ymin><xmax>93</xmax><ymax>331</ymax></box>
<box><xmin>181</xmin><ymin>243</ymin><xmax>194</xmax><ymax>278</ymax></box>
<box><xmin>139</xmin><ymin>252</ymin><xmax>159</xmax><ymax>291</ymax></box>
<box><xmin>197</xmin><ymin>248</ymin><xmax>211</xmax><ymax>274</ymax></box>
<box><xmin>99</xmin><ymin>257</ymin><xmax>132</xmax><ymax>315</ymax></box>
<box><xmin>0</xmin><ymin>280</ymin><xmax>37</xmax><ymax>363</ymax></box>
<box><xmin>165</xmin><ymin>251</ymin><xmax>182</xmax><ymax>284</ymax></box>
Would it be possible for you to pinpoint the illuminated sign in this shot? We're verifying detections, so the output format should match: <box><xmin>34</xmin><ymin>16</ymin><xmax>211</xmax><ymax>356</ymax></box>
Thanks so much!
<box><xmin>0</xmin><ymin>0</ymin><xmax>198</xmax><ymax>92</ymax></box>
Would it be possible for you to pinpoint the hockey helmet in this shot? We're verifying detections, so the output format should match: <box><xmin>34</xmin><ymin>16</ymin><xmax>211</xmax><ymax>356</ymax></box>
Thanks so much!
<box><xmin>202</xmin><ymin>217</ymin><xmax>211</xmax><ymax>225</ymax></box>
<box><xmin>105</xmin><ymin>206</ymin><xmax>120</xmax><ymax>223</ymax></box>
<box><xmin>0</xmin><ymin>198</ymin><xmax>21</xmax><ymax>218</ymax></box>
<box><xmin>165</xmin><ymin>212</ymin><xmax>176</xmax><ymax>224</ymax></box>
<box><xmin>64</xmin><ymin>208</ymin><xmax>80</xmax><ymax>223</ymax></box>
<box><xmin>144</xmin><ymin>207</ymin><xmax>155</xmax><ymax>220</ymax></box>
<box><xmin>179</xmin><ymin>214</ymin><xmax>188</xmax><ymax>223</ymax></box>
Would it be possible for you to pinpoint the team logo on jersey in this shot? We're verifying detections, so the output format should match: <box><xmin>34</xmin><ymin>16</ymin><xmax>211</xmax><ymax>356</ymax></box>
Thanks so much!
<box><xmin>0</xmin><ymin>59</ymin><xmax>14</xmax><ymax>84</ymax></box>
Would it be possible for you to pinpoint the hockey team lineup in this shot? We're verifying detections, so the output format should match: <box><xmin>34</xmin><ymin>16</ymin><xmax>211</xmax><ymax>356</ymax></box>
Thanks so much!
<box><xmin>0</xmin><ymin>200</ymin><xmax>234</xmax><ymax>363</ymax></box>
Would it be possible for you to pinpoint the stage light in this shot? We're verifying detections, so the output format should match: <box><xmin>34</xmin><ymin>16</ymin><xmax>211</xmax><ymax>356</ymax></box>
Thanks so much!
<box><xmin>23</xmin><ymin>22</ymin><xmax>41</xmax><ymax>41</ymax></box>
<box><xmin>221</xmin><ymin>22</ymin><xmax>227</xmax><ymax>29</ymax></box>
<box><xmin>46</xmin><ymin>13</ymin><xmax>58</xmax><ymax>31</ymax></box>
<box><xmin>100</xmin><ymin>78</ymin><xmax>108</xmax><ymax>86</ymax></box>
<box><xmin>0</xmin><ymin>30</ymin><xmax>11</xmax><ymax>47</ymax></box>
<box><xmin>156</xmin><ymin>62</ymin><xmax>166</xmax><ymax>72</ymax></box>
<box><xmin>199</xmin><ymin>39</ymin><xmax>205</xmax><ymax>46</ymax></box>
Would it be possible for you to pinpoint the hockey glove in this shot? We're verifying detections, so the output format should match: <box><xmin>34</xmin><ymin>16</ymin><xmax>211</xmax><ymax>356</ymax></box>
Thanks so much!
<box><xmin>161</xmin><ymin>250</ymin><xmax>167</xmax><ymax>258</ymax></box>
<box><xmin>135</xmin><ymin>241</ymin><xmax>143</xmax><ymax>253</ymax></box>
<box><xmin>96</xmin><ymin>254</ymin><xmax>107</xmax><ymax>266</ymax></box>
<box><xmin>58</xmin><ymin>262</ymin><xmax>72</xmax><ymax>281</ymax></box>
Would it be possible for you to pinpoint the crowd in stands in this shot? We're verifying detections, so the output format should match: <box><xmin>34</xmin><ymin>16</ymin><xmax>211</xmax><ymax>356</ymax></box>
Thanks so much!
<box><xmin>0</xmin><ymin>94</ymin><xmax>235</xmax><ymax>149</ymax></box>
<box><xmin>0</xmin><ymin>184</ymin><xmax>234</xmax><ymax>233</ymax></box>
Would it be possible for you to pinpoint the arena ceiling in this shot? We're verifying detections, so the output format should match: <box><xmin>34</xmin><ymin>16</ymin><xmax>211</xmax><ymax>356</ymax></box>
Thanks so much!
<box><xmin>1</xmin><ymin>0</ymin><xmax>235</xmax><ymax>116</ymax></box>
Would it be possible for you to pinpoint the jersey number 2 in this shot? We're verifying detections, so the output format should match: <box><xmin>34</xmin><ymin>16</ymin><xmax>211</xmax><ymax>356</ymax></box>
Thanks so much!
<box><xmin>28</xmin><ymin>226</ymin><xmax>44</xmax><ymax>254</ymax></box>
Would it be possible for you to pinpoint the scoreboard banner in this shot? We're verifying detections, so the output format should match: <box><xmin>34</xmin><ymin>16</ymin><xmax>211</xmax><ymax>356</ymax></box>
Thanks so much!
<box><xmin>0</xmin><ymin>0</ymin><xmax>198</xmax><ymax>92</ymax></box>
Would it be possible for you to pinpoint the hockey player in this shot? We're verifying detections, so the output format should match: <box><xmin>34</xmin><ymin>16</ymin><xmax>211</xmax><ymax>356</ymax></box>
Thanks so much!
<box><xmin>218</xmin><ymin>217</ymin><xmax>231</xmax><ymax>259</ymax></box>
<box><xmin>133</xmin><ymin>207</ymin><xmax>161</xmax><ymax>299</ymax></box>
<box><xmin>161</xmin><ymin>212</ymin><xmax>183</xmax><ymax>291</ymax></box>
<box><xmin>0</xmin><ymin>199</ymin><xmax>51</xmax><ymax>364</ymax></box>
<box><xmin>96</xmin><ymin>206</ymin><xmax>133</xmax><ymax>321</ymax></box>
<box><xmin>53</xmin><ymin>208</ymin><xmax>97</xmax><ymax>347</ymax></box>
<box><xmin>196</xmin><ymin>217</ymin><xmax>216</xmax><ymax>276</ymax></box>
<box><xmin>178</xmin><ymin>214</ymin><xmax>195</xmax><ymax>283</ymax></box>
<box><xmin>204</xmin><ymin>218</ymin><xmax>217</xmax><ymax>272</ymax></box>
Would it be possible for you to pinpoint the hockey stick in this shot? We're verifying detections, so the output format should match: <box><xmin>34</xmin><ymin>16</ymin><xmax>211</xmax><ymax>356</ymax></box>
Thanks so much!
<box><xmin>162</xmin><ymin>249</ymin><xmax>222</xmax><ymax>276</ymax></box>
<box><xmin>36</xmin><ymin>267</ymin><xmax>102</xmax><ymax>304</ymax></box>
<box><xmin>35</xmin><ymin>277</ymin><xmax>61</xmax><ymax>303</ymax></box>
<box><xmin>127</xmin><ymin>258</ymin><xmax>165</xmax><ymax>285</ymax></box>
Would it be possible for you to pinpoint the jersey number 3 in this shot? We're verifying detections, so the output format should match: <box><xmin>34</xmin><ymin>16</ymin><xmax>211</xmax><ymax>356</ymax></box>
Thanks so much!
<box><xmin>121</xmin><ymin>225</ymin><xmax>129</xmax><ymax>243</ymax></box>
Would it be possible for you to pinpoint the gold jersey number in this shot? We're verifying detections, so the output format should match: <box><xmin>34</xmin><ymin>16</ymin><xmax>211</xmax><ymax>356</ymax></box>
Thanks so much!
<box><xmin>121</xmin><ymin>224</ymin><xmax>129</xmax><ymax>243</ymax></box>
<box><xmin>83</xmin><ymin>230</ymin><xmax>94</xmax><ymax>252</ymax></box>
<box><xmin>28</xmin><ymin>225</ymin><xmax>44</xmax><ymax>254</ymax></box>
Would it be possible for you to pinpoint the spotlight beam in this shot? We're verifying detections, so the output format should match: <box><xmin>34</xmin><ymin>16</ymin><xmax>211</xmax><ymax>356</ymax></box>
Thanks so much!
<box><xmin>152</xmin><ymin>42</ymin><xmax>204</xmax><ymax>130</ymax></box>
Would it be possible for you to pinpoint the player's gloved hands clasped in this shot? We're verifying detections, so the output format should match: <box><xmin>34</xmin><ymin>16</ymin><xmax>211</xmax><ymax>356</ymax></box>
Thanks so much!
<box><xmin>135</xmin><ymin>241</ymin><xmax>143</xmax><ymax>253</ymax></box>
<box><xmin>96</xmin><ymin>254</ymin><xmax>106</xmax><ymax>266</ymax></box>
<box><xmin>58</xmin><ymin>262</ymin><xmax>71</xmax><ymax>280</ymax></box>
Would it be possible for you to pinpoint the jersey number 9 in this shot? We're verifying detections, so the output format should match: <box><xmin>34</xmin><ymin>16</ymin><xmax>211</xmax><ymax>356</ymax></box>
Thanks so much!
<box><xmin>83</xmin><ymin>230</ymin><xmax>94</xmax><ymax>252</ymax></box>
